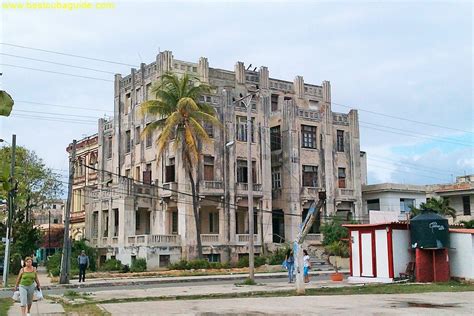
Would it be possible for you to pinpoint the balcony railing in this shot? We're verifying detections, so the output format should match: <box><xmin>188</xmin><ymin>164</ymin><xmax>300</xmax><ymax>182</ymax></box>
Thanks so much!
<box><xmin>339</xmin><ymin>189</ymin><xmax>354</xmax><ymax>196</ymax></box>
<box><xmin>201</xmin><ymin>180</ymin><xmax>223</xmax><ymax>190</ymax></box>
<box><xmin>236</xmin><ymin>183</ymin><xmax>262</xmax><ymax>192</ymax></box>
<box><xmin>200</xmin><ymin>234</ymin><xmax>219</xmax><ymax>243</ymax></box>
<box><xmin>161</xmin><ymin>182</ymin><xmax>178</xmax><ymax>197</ymax></box>
<box><xmin>127</xmin><ymin>234</ymin><xmax>180</xmax><ymax>246</ymax></box>
<box><xmin>301</xmin><ymin>187</ymin><xmax>320</xmax><ymax>197</ymax></box>
<box><xmin>101</xmin><ymin>237</ymin><xmax>109</xmax><ymax>245</ymax></box>
<box><xmin>73</xmin><ymin>175</ymin><xmax>86</xmax><ymax>185</ymax></box>
<box><xmin>306</xmin><ymin>234</ymin><xmax>322</xmax><ymax>242</ymax></box>
<box><xmin>236</xmin><ymin>234</ymin><xmax>259</xmax><ymax>244</ymax></box>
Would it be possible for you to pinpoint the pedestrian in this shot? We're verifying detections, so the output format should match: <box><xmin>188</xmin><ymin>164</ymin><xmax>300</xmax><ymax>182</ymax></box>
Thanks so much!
<box><xmin>285</xmin><ymin>249</ymin><xmax>295</xmax><ymax>283</ymax></box>
<box><xmin>32</xmin><ymin>253</ymin><xmax>38</xmax><ymax>269</ymax></box>
<box><xmin>303</xmin><ymin>249</ymin><xmax>311</xmax><ymax>283</ymax></box>
<box><xmin>14</xmin><ymin>256</ymin><xmax>41</xmax><ymax>316</ymax></box>
<box><xmin>77</xmin><ymin>250</ymin><xmax>89</xmax><ymax>283</ymax></box>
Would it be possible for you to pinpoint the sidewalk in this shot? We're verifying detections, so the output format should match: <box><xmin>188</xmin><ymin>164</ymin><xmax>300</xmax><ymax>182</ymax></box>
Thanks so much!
<box><xmin>1</xmin><ymin>268</ymin><xmax>348</xmax><ymax>291</ymax></box>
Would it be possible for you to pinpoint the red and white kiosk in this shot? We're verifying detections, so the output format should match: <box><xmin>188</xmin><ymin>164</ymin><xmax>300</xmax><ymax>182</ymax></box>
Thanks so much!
<box><xmin>343</xmin><ymin>222</ymin><xmax>412</xmax><ymax>283</ymax></box>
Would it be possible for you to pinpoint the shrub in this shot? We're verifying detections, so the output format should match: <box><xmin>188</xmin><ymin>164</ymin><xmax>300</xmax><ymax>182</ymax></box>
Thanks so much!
<box><xmin>100</xmin><ymin>259</ymin><xmax>123</xmax><ymax>272</ymax></box>
<box><xmin>254</xmin><ymin>255</ymin><xmax>267</xmax><ymax>267</ymax></box>
<box><xmin>237</xmin><ymin>256</ymin><xmax>249</xmax><ymax>268</ymax></box>
<box><xmin>71</xmin><ymin>239</ymin><xmax>97</xmax><ymax>272</ymax></box>
<box><xmin>121</xmin><ymin>264</ymin><xmax>130</xmax><ymax>273</ymax></box>
<box><xmin>10</xmin><ymin>253</ymin><xmax>23</xmax><ymax>274</ymax></box>
<box><xmin>325</xmin><ymin>241</ymin><xmax>349</xmax><ymax>258</ymax></box>
<box><xmin>130</xmin><ymin>258</ymin><xmax>147</xmax><ymax>273</ymax></box>
<box><xmin>268</xmin><ymin>245</ymin><xmax>290</xmax><ymax>265</ymax></box>
<box><xmin>209</xmin><ymin>262</ymin><xmax>222</xmax><ymax>269</ymax></box>
<box><xmin>461</xmin><ymin>220</ymin><xmax>474</xmax><ymax>229</ymax></box>
<box><xmin>168</xmin><ymin>260</ymin><xmax>188</xmax><ymax>270</ymax></box>
<box><xmin>46</xmin><ymin>252</ymin><xmax>62</xmax><ymax>277</ymax></box>
<box><xmin>321</xmin><ymin>218</ymin><xmax>349</xmax><ymax>246</ymax></box>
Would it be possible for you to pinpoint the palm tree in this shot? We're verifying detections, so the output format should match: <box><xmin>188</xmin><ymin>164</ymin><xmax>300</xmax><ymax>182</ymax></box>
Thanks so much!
<box><xmin>410</xmin><ymin>197</ymin><xmax>457</xmax><ymax>220</ymax></box>
<box><xmin>140</xmin><ymin>72</ymin><xmax>221</xmax><ymax>258</ymax></box>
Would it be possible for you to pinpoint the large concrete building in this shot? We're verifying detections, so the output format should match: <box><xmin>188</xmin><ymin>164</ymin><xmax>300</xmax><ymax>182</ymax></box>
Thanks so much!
<box><xmin>69</xmin><ymin>50</ymin><xmax>365</xmax><ymax>268</ymax></box>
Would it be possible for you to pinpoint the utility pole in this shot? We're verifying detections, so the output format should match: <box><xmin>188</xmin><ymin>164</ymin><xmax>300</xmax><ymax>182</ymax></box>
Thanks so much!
<box><xmin>60</xmin><ymin>140</ymin><xmax>76</xmax><ymax>284</ymax></box>
<box><xmin>48</xmin><ymin>209</ymin><xmax>51</xmax><ymax>259</ymax></box>
<box><xmin>2</xmin><ymin>134</ymin><xmax>16</xmax><ymax>288</ymax></box>
<box><xmin>246</xmin><ymin>95</ymin><xmax>254</xmax><ymax>281</ymax></box>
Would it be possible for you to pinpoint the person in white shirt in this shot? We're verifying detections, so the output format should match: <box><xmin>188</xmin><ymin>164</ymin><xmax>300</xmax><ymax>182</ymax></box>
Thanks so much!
<box><xmin>303</xmin><ymin>249</ymin><xmax>311</xmax><ymax>283</ymax></box>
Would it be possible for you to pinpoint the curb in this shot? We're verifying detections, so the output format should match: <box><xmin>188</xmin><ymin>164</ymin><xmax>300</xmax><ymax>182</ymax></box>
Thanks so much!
<box><xmin>1</xmin><ymin>270</ymin><xmax>349</xmax><ymax>292</ymax></box>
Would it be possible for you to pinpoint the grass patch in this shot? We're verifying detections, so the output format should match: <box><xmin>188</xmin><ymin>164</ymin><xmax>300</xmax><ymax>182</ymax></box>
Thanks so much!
<box><xmin>62</xmin><ymin>302</ymin><xmax>110</xmax><ymax>316</ymax></box>
<box><xmin>0</xmin><ymin>298</ymin><xmax>13</xmax><ymax>316</ymax></box>
<box><xmin>235</xmin><ymin>278</ymin><xmax>258</xmax><ymax>286</ymax></box>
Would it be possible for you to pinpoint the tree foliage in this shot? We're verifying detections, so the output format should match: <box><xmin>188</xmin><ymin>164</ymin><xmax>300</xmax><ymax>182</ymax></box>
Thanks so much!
<box><xmin>410</xmin><ymin>197</ymin><xmax>457</xmax><ymax>220</ymax></box>
<box><xmin>140</xmin><ymin>72</ymin><xmax>221</xmax><ymax>258</ymax></box>
<box><xmin>320</xmin><ymin>217</ymin><xmax>350</xmax><ymax>246</ymax></box>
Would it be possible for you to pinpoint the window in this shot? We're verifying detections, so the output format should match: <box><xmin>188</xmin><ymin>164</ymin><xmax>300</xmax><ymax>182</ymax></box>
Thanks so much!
<box><xmin>143</xmin><ymin>163</ymin><xmax>152</xmax><ymax>185</ymax></box>
<box><xmin>135</xmin><ymin>166</ymin><xmax>140</xmax><ymax>181</ymax></box>
<box><xmin>462</xmin><ymin>196</ymin><xmax>471</xmax><ymax>215</ymax></box>
<box><xmin>171</xmin><ymin>211</ymin><xmax>178</xmax><ymax>234</ymax></box>
<box><xmin>209</xmin><ymin>212</ymin><xmax>219</xmax><ymax>233</ymax></box>
<box><xmin>302</xmin><ymin>165</ymin><xmax>318</xmax><ymax>187</ymax></box>
<box><xmin>125</xmin><ymin>130</ymin><xmax>131</xmax><ymax>153</ymax></box>
<box><xmin>400</xmin><ymin>198</ymin><xmax>415</xmax><ymax>213</ymax></box>
<box><xmin>309</xmin><ymin>100</ymin><xmax>319</xmax><ymax>110</ymax></box>
<box><xmin>367</xmin><ymin>199</ymin><xmax>380</xmax><ymax>211</ymax></box>
<box><xmin>135</xmin><ymin>126</ymin><xmax>141</xmax><ymax>145</ymax></box>
<box><xmin>270</xmin><ymin>126</ymin><xmax>281</xmax><ymax>151</ymax></box>
<box><xmin>301</xmin><ymin>125</ymin><xmax>317</xmax><ymax>149</ymax></box>
<box><xmin>206</xmin><ymin>254</ymin><xmax>220</xmax><ymax>263</ymax></box>
<box><xmin>237</xmin><ymin>160</ymin><xmax>248</xmax><ymax>183</ymax></box>
<box><xmin>165</xmin><ymin>158</ymin><xmax>175</xmax><ymax>183</ymax></box>
<box><xmin>271</xmin><ymin>94</ymin><xmax>279</xmax><ymax>111</ymax></box>
<box><xmin>236</xmin><ymin>116</ymin><xmax>255</xmax><ymax>142</ymax></box>
<box><xmin>203</xmin><ymin>122</ymin><xmax>213</xmax><ymax>138</ymax></box>
<box><xmin>272</xmin><ymin>167</ymin><xmax>281</xmax><ymax>189</ymax></box>
<box><xmin>146</xmin><ymin>83</ymin><xmax>152</xmax><ymax>100</ymax></box>
<box><xmin>53</xmin><ymin>204</ymin><xmax>56</xmax><ymax>209</ymax></box>
<box><xmin>125</xmin><ymin>169</ymin><xmax>131</xmax><ymax>178</ymax></box>
<box><xmin>145</xmin><ymin>124</ymin><xmax>152</xmax><ymax>148</ymax></box>
<box><xmin>114</xmin><ymin>208</ymin><xmax>119</xmax><ymax>236</ymax></box>
<box><xmin>135</xmin><ymin>211</ymin><xmax>140</xmax><ymax>230</ymax></box>
<box><xmin>107</xmin><ymin>136</ymin><xmax>112</xmax><ymax>159</ymax></box>
<box><xmin>136</xmin><ymin>87</ymin><xmax>141</xmax><ymax>105</ymax></box>
<box><xmin>338</xmin><ymin>168</ymin><xmax>346</xmax><ymax>188</ymax></box>
<box><xmin>337</xmin><ymin>130</ymin><xmax>344</xmax><ymax>152</ymax></box>
<box><xmin>159</xmin><ymin>255</ymin><xmax>170</xmax><ymax>267</ymax></box>
<box><xmin>203</xmin><ymin>156</ymin><xmax>214</xmax><ymax>181</ymax></box>
<box><xmin>124</xmin><ymin>93</ymin><xmax>131</xmax><ymax>114</ymax></box>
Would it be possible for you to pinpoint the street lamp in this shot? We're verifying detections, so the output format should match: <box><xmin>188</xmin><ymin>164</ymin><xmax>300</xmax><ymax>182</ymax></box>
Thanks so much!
<box><xmin>223</xmin><ymin>88</ymin><xmax>260</xmax><ymax>281</ymax></box>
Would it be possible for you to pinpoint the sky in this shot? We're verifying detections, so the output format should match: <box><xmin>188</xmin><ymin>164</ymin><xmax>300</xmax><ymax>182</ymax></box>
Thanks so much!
<box><xmin>0</xmin><ymin>0</ymin><xmax>473</xmax><ymax>186</ymax></box>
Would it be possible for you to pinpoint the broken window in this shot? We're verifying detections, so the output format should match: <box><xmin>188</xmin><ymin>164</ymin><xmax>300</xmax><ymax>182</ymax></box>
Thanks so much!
<box><xmin>302</xmin><ymin>165</ymin><xmax>318</xmax><ymax>187</ymax></box>
<box><xmin>338</xmin><ymin>168</ymin><xmax>346</xmax><ymax>188</ymax></box>
<box><xmin>301</xmin><ymin>125</ymin><xmax>317</xmax><ymax>149</ymax></box>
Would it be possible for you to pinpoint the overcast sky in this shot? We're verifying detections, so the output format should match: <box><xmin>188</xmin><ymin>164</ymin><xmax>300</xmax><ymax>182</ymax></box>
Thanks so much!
<box><xmin>0</xmin><ymin>0</ymin><xmax>472</xmax><ymax>186</ymax></box>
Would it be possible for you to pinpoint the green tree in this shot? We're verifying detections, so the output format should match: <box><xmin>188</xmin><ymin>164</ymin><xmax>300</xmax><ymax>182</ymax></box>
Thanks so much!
<box><xmin>140</xmin><ymin>72</ymin><xmax>221</xmax><ymax>258</ymax></box>
<box><xmin>410</xmin><ymin>197</ymin><xmax>457</xmax><ymax>220</ymax></box>
<box><xmin>320</xmin><ymin>217</ymin><xmax>350</xmax><ymax>246</ymax></box>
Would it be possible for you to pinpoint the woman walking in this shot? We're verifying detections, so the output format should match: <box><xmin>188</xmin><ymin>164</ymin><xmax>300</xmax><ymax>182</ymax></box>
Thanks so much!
<box><xmin>303</xmin><ymin>249</ymin><xmax>311</xmax><ymax>283</ymax></box>
<box><xmin>285</xmin><ymin>249</ymin><xmax>295</xmax><ymax>283</ymax></box>
<box><xmin>15</xmin><ymin>256</ymin><xmax>41</xmax><ymax>316</ymax></box>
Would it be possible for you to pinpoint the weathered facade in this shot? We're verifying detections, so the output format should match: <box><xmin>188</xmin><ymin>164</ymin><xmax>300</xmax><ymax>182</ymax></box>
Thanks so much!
<box><xmin>66</xmin><ymin>135</ymin><xmax>99</xmax><ymax>240</ymax></box>
<box><xmin>71</xmin><ymin>50</ymin><xmax>365</xmax><ymax>268</ymax></box>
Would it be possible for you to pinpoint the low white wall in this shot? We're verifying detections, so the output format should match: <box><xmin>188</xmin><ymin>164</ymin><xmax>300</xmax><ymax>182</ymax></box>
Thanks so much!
<box><xmin>449</xmin><ymin>233</ymin><xmax>474</xmax><ymax>280</ymax></box>
<box><xmin>392</xmin><ymin>229</ymin><xmax>412</xmax><ymax>277</ymax></box>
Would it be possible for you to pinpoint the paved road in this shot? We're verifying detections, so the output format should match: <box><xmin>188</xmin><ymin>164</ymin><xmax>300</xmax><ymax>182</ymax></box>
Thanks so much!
<box><xmin>100</xmin><ymin>291</ymin><xmax>474</xmax><ymax>315</ymax></box>
<box><xmin>0</xmin><ymin>275</ymin><xmax>330</xmax><ymax>298</ymax></box>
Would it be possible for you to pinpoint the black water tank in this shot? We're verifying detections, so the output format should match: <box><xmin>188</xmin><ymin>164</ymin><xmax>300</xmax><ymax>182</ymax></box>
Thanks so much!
<box><xmin>410</xmin><ymin>211</ymin><xmax>449</xmax><ymax>249</ymax></box>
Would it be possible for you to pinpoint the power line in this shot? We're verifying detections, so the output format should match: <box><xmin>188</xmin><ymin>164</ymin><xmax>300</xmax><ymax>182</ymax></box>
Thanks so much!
<box><xmin>0</xmin><ymin>64</ymin><xmax>114</xmax><ymax>82</ymax></box>
<box><xmin>14</xmin><ymin>109</ymin><xmax>104</xmax><ymax>120</ymax></box>
<box><xmin>367</xmin><ymin>157</ymin><xmax>452</xmax><ymax>176</ymax></box>
<box><xmin>360</xmin><ymin>123</ymin><xmax>473</xmax><ymax>147</ymax></box>
<box><xmin>0</xmin><ymin>42</ymin><xmax>137</xmax><ymax>67</ymax></box>
<box><xmin>368</xmin><ymin>154</ymin><xmax>460</xmax><ymax>174</ymax></box>
<box><xmin>11</xmin><ymin>114</ymin><xmax>97</xmax><ymax>125</ymax></box>
<box><xmin>333</xmin><ymin>102</ymin><xmax>474</xmax><ymax>135</ymax></box>
<box><xmin>368</xmin><ymin>162</ymin><xmax>450</xmax><ymax>182</ymax></box>
<box><xmin>15</xmin><ymin>100</ymin><xmax>113</xmax><ymax>114</ymax></box>
<box><xmin>0</xmin><ymin>53</ymin><xmax>116</xmax><ymax>74</ymax></box>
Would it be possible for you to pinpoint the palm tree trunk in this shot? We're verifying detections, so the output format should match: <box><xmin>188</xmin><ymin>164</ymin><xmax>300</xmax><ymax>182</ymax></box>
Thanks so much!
<box><xmin>188</xmin><ymin>168</ymin><xmax>203</xmax><ymax>259</ymax></box>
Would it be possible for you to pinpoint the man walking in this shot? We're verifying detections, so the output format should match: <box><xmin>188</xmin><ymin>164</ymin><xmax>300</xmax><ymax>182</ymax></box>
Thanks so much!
<box><xmin>77</xmin><ymin>250</ymin><xmax>89</xmax><ymax>283</ymax></box>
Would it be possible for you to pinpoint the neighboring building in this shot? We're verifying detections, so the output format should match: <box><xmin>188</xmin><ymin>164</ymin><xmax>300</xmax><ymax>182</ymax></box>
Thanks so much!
<box><xmin>362</xmin><ymin>183</ymin><xmax>427</xmax><ymax>222</ymax></box>
<box><xmin>32</xmin><ymin>199</ymin><xmax>65</xmax><ymax>226</ymax></box>
<box><xmin>428</xmin><ymin>175</ymin><xmax>474</xmax><ymax>224</ymax></box>
<box><xmin>66</xmin><ymin>134</ymin><xmax>99</xmax><ymax>240</ymax></box>
<box><xmin>72</xmin><ymin>50</ymin><xmax>365</xmax><ymax>268</ymax></box>
<box><xmin>362</xmin><ymin>175</ymin><xmax>474</xmax><ymax>224</ymax></box>
<box><xmin>448</xmin><ymin>228</ymin><xmax>474</xmax><ymax>280</ymax></box>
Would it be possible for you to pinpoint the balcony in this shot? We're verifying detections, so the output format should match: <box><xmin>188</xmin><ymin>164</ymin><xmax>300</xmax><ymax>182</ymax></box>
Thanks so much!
<box><xmin>70</xmin><ymin>211</ymin><xmax>85</xmax><ymax>224</ymax></box>
<box><xmin>236</xmin><ymin>183</ymin><xmax>263</xmax><ymax>197</ymax></box>
<box><xmin>300</xmin><ymin>187</ymin><xmax>320</xmax><ymax>200</ymax></box>
<box><xmin>200</xmin><ymin>181</ymin><xmax>223</xmax><ymax>195</ymax></box>
<box><xmin>161</xmin><ymin>182</ymin><xmax>178</xmax><ymax>198</ymax></box>
<box><xmin>73</xmin><ymin>175</ymin><xmax>86</xmax><ymax>185</ymax></box>
<box><xmin>200</xmin><ymin>234</ymin><xmax>219</xmax><ymax>244</ymax></box>
<box><xmin>337</xmin><ymin>188</ymin><xmax>356</xmax><ymax>202</ymax></box>
<box><xmin>127</xmin><ymin>234</ymin><xmax>180</xmax><ymax>246</ymax></box>
<box><xmin>236</xmin><ymin>234</ymin><xmax>260</xmax><ymax>245</ymax></box>
<box><xmin>101</xmin><ymin>237</ymin><xmax>109</xmax><ymax>245</ymax></box>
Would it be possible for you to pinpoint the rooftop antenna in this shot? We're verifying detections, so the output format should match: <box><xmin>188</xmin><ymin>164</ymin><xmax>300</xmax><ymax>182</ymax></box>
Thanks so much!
<box><xmin>138</xmin><ymin>53</ymin><xmax>143</xmax><ymax>64</ymax></box>
<box><xmin>246</xmin><ymin>64</ymin><xmax>252</xmax><ymax>70</ymax></box>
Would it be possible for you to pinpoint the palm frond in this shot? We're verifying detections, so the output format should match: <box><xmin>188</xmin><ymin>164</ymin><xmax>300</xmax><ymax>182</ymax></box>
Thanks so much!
<box><xmin>190</xmin><ymin>111</ymin><xmax>223</xmax><ymax>129</ymax></box>
<box><xmin>188</xmin><ymin>117</ymin><xmax>210</xmax><ymax>143</ymax></box>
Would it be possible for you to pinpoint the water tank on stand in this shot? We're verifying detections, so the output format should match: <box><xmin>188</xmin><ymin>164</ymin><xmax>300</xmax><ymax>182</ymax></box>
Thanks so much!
<box><xmin>410</xmin><ymin>210</ymin><xmax>450</xmax><ymax>282</ymax></box>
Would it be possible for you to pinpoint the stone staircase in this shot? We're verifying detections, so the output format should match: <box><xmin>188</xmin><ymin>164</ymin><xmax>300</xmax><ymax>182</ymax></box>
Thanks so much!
<box><xmin>307</xmin><ymin>245</ymin><xmax>335</xmax><ymax>271</ymax></box>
